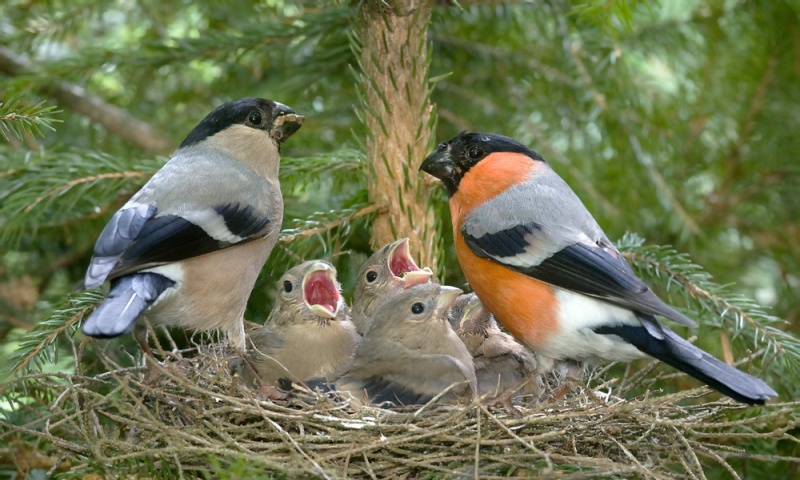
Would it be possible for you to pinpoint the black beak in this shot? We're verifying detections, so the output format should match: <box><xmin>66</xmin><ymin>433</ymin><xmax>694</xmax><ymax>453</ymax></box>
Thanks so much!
<box><xmin>271</xmin><ymin>103</ymin><xmax>305</xmax><ymax>143</ymax></box>
<box><xmin>419</xmin><ymin>147</ymin><xmax>455</xmax><ymax>181</ymax></box>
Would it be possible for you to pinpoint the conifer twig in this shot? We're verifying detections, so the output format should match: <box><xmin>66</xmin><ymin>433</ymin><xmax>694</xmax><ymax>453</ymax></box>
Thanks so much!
<box><xmin>280</xmin><ymin>204</ymin><xmax>387</xmax><ymax>243</ymax></box>
<box><xmin>4</xmin><ymin>303</ymin><xmax>87</xmax><ymax>380</ymax></box>
<box><xmin>0</xmin><ymin>46</ymin><xmax>172</xmax><ymax>156</ymax></box>
<box><xmin>621</xmin><ymin>249</ymin><xmax>792</xmax><ymax>357</ymax></box>
<box><xmin>22</xmin><ymin>171</ymin><xmax>152</xmax><ymax>213</ymax></box>
<box><xmin>0</xmin><ymin>99</ymin><xmax>60</xmax><ymax>141</ymax></box>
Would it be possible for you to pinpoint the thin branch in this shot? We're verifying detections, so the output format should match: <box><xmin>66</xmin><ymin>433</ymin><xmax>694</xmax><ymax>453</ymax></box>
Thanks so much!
<box><xmin>623</xmin><ymin>250</ymin><xmax>789</xmax><ymax>355</ymax></box>
<box><xmin>280</xmin><ymin>204</ymin><xmax>387</xmax><ymax>243</ymax></box>
<box><xmin>5</xmin><ymin>305</ymin><xmax>85</xmax><ymax>379</ymax></box>
<box><xmin>733</xmin><ymin>50</ymin><xmax>779</xmax><ymax>164</ymax></box>
<box><xmin>629</xmin><ymin>134</ymin><xmax>700</xmax><ymax>235</ymax></box>
<box><xmin>0</xmin><ymin>46</ymin><xmax>172</xmax><ymax>156</ymax></box>
<box><xmin>23</xmin><ymin>171</ymin><xmax>152</xmax><ymax>213</ymax></box>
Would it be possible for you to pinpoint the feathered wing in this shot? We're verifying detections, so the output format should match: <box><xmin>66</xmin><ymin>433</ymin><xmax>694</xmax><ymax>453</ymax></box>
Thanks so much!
<box><xmin>458</xmin><ymin>172</ymin><xmax>696</xmax><ymax>328</ymax></box>
<box><xmin>338</xmin><ymin>353</ymin><xmax>475</xmax><ymax>406</ymax></box>
<box><xmin>595</xmin><ymin>317</ymin><xmax>777</xmax><ymax>405</ymax></box>
<box><xmin>82</xmin><ymin>272</ymin><xmax>175</xmax><ymax>337</ymax></box>
<box><xmin>247</xmin><ymin>324</ymin><xmax>286</xmax><ymax>355</ymax></box>
<box><xmin>461</xmin><ymin>215</ymin><xmax>697</xmax><ymax>328</ymax></box>
<box><xmin>84</xmin><ymin>149</ymin><xmax>277</xmax><ymax>288</ymax></box>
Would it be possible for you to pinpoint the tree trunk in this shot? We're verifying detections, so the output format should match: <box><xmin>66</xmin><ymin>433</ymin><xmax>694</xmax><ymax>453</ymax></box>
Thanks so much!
<box><xmin>355</xmin><ymin>0</ymin><xmax>439</xmax><ymax>270</ymax></box>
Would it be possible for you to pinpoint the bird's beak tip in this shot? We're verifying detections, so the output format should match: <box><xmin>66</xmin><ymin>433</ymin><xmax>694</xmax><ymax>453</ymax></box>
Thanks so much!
<box><xmin>437</xmin><ymin>286</ymin><xmax>463</xmax><ymax>310</ymax></box>
<box><xmin>272</xmin><ymin>111</ymin><xmax>305</xmax><ymax>142</ymax></box>
<box><xmin>419</xmin><ymin>150</ymin><xmax>453</xmax><ymax>180</ymax></box>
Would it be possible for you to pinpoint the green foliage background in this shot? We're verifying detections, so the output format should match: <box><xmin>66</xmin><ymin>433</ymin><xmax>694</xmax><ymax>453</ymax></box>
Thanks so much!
<box><xmin>1</xmin><ymin>0</ymin><xmax>798</xmax><ymax>477</ymax></box>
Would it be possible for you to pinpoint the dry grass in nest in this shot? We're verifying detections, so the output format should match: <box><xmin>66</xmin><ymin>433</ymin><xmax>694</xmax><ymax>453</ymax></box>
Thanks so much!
<box><xmin>2</xmin><ymin>338</ymin><xmax>797</xmax><ymax>479</ymax></box>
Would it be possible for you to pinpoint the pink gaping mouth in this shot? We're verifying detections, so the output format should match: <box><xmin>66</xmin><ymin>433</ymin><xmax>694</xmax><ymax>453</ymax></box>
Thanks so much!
<box><xmin>389</xmin><ymin>239</ymin><xmax>433</xmax><ymax>289</ymax></box>
<box><xmin>303</xmin><ymin>268</ymin><xmax>341</xmax><ymax>319</ymax></box>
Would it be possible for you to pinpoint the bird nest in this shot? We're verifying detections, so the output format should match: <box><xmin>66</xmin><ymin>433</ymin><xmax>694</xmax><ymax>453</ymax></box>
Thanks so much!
<box><xmin>2</xmin><ymin>338</ymin><xmax>795</xmax><ymax>479</ymax></box>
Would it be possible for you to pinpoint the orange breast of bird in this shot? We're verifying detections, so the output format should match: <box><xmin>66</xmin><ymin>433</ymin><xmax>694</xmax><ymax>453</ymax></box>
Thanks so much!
<box><xmin>449</xmin><ymin>152</ymin><xmax>560</xmax><ymax>349</ymax></box>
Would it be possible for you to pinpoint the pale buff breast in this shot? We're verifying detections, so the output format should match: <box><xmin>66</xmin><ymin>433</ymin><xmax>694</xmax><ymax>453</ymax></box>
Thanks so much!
<box><xmin>256</xmin><ymin>320</ymin><xmax>360</xmax><ymax>384</ymax></box>
<box><xmin>144</xmin><ymin>235</ymin><xmax>276</xmax><ymax>351</ymax></box>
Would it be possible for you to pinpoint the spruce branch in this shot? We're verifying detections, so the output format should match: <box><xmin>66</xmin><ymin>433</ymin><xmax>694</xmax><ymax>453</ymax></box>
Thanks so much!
<box><xmin>1</xmin><ymin>7</ymin><xmax>351</xmax><ymax>82</ymax></box>
<box><xmin>279</xmin><ymin>150</ymin><xmax>363</xmax><ymax>188</ymax></box>
<box><xmin>570</xmin><ymin>0</ymin><xmax>648</xmax><ymax>32</ymax></box>
<box><xmin>0</xmin><ymin>46</ymin><xmax>172</xmax><ymax>155</ymax></box>
<box><xmin>23</xmin><ymin>171</ymin><xmax>151</xmax><ymax>214</ymax></box>
<box><xmin>2</xmin><ymin>291</ymin><xmax>101</xmax><ymax>381</ymax></box>
<box><xmin>280</xmin><ymin>204</ymin><xmax>386</xmax><ymax>244</ymax></box>
<box><xmin>617</xmin><ymin>233</ymin><xmax>799</xmax><ymax>373</ymax></box>
<box><xmin>628</xmin><ymin>134</ymin><xmax>700</xmax><ymax>236</ymax></box>
<box><xmin>0</xmin><ymin>148</ymin><xmax>162</xmax><ymax>245</ymax></box>
<box><xmin>0</xmin><ymin>99</ymin><xmax>61</xmax><ymax>142</ymax></box>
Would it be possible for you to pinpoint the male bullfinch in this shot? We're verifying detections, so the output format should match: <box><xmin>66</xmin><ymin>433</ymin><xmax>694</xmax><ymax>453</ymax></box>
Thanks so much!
<box><xmin>81</xmin><ymin>98</ymin><xmax>304</xmax><ymax>355</ymax></box>
<box><xmin>230</xmin><ymin>260</ymin><xmax>359</xmax><ymax>388</ymax></box>
<box><xmin>448</xmin><ymin>294</ymin><xmax>541</xmax><ymax>400</ymax></box>
<box><xmin>421</xmin><ymin>131</ymin><xmax>777</xmax><ymax>405</ymax></box>
<box><xmin>351</xmin><ymin>238</ymin><xmax>433</xmax><ymax>335</ymax></box>
<box><xmin>318</xmin><ymin>283</ymin><xmax>476</xmax><ymax>407</ymax></box>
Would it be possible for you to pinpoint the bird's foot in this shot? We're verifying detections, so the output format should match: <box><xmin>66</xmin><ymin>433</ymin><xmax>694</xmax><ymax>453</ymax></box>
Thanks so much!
<box><xmin>257</xmin><ymin>383</ymin><xmax>289</xmax><ymax>401</ymax></box>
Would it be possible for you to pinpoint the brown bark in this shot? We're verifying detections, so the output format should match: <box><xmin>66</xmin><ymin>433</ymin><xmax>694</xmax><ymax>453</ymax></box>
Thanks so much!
<box><xmin>0</xmin><ymin>45</ymin><xmax>172</xmax><ymax>156</ymax></box>
<box><xmin>356</xmin><ymin>0</ymin><xmax>439</xmax><ymax>270</ymax></box>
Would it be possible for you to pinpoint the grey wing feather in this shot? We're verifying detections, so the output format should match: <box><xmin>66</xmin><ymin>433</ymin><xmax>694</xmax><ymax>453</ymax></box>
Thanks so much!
<box><xmin>463</xmin><ymin>175</ymin><xmax>698</xmax><ymax>328</ymax></box>
<box><xmin>82</xmin><ymin>272</ymin><xmax>174</xmax><ymax>338</ymax></box>
<box><xmin>85</xmin><ymin>204</ymin><xmax>156</xmax><ymax>288</ymax></box>
<box><xmin>83</xmin><ymin>145</ymin><xmax>280</xmax><ymax>287</ymax></box>
<box><xmin>341</xmin><ymin>354</ymin><xmax>474</xmax><ymax>405</ymax></box>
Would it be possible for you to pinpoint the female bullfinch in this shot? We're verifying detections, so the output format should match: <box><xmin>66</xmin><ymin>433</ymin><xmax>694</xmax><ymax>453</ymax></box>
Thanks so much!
<box><xmin>82</xmin><ymin>98</ymin><xmax>303</xmax><ymax>356</ymax></box>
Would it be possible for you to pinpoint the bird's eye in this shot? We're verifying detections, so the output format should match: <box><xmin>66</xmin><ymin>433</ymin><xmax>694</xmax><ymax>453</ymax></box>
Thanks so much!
<box><xmin>283</xmin><ymin>280</ymin><xmax>293</xmax><ymax>293</ymax></box>
<box><xmin>411</xmin><ymin>302</ymin><xmax>425</xmax><ymax>314</ymax></box>
<box><xmin>366</xmin><ymin>271</ymin><xmax>378</xmax><ymax>283</ymax></box>
<box><xmin>467</xmin><ymin>145</ymin><xmax>484</xmax><ymax>160</ymax></box>
<box><xmin>438</xmin><ymin>142</ymin><xmax>447</xmax><ymax>150</ymax></box>
<box><xmin>248</xmin><ymin>111</ymin><xmax>263</xmax><ymax>126</ymax></box>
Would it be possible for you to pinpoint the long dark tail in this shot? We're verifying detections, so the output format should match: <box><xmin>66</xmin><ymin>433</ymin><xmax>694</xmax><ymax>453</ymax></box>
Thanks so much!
<box><xmin>595</xmin><ymin>318</ymin><xmax>777</xmax><ymax>405</ymax></box>
<box><xmin>82</xmin><ymin>273</ymin><xmax>174</xmax><ymax>338</ymax></box>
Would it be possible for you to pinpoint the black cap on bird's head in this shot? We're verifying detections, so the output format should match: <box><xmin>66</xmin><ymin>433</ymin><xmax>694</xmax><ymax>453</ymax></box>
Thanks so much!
<box><xmin>179</xmin><ymin>97</ymin><xmax>305</xmax><ymax>149</ymax></box>
<box><xmin>419</xmin><ymin>131</ymin><xmax>544</xmax><ymax>196</ymax></box>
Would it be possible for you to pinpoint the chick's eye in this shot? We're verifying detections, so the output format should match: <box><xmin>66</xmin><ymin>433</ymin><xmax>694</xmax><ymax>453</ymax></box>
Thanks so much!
<box><xmin>467</xmin><ymin>144</ymin><xmax>484</xmax><ymax>160</ymax></box>
<box><xmin>283</xmin><ymin>280</ymin><xmax>293</xmax><ymax>293</ymax></box>
<box><xmin>366</xmin><ymin>271</ymin><xmax>378</xmax><ymax>283</ymax></box>
<box><xmin>248</xmin><ymin>111</ymin><xmax>263</xmax><ymax>126</ymax></box>
<box><xmin>411</xmin><ymin>302</ymin><xmax>425</xmax><ymax>314</ymax></box>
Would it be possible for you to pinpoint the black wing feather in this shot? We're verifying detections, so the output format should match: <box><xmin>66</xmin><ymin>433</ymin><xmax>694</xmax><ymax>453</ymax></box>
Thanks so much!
<box><xmin>304</xmin><ymin>377</ymin><xmax>431</xmax><ymax>406</ymax></box>
<box><xmin>527</xmin><ymin>240</ymin><xmax>647</xmax><ymax>296</ymax></box>
<box><xmin>594</xmin><ymin>320</ymin><xmax>776</xmax><ymax>405</ymax></box>
<box><xmin>359</xmin><ymin>376</ymin><xmax>434</xmax><ymax>406</ymax></box>
<box><xmin>86</xmin><ymin>202</ymin><xmax>269</xmax><ymax>286</ymax></box>
<box><xmin>463</xmin><ymin>223</ymin><xmax>697</xmax><ymax>327</ymax></box>
<box><xmin>214</xmin><ymin>203</ymin><xmax>270</xmax><ymax>238</ymax></box>
<box><xmin>118</xmin><ymin>214</ymin><xmax>229</xmax><ymax>269</ymax></box>
<box><xmin>82</xmin><ymin>272</ymin><xmax>175</xmax><ymax>338</ymax></box>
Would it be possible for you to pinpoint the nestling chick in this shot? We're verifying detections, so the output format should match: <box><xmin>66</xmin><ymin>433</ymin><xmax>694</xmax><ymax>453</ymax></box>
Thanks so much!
<box><xmin>231</xmin><ymin>260</ymin><xmax>360</xmax><ymax>387</ymax></box>
<box><xmin>329</xmin><ymin>283</ymin><xmax>477</xmax><ymax>407</ymax></box>
<box><xmin>81</xmin><ymin>98</ymin><xmax>304</xmax><ymax>355</ymax></box>
<box><xmin>351</xmin><ymin>238</ymin><xmax>433</xmax><ymax>335</ymax></box>
<box><xmin>448</xmin><ymin>294</ymin><xmax>541</xmax><ymax>400</ymax></box>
